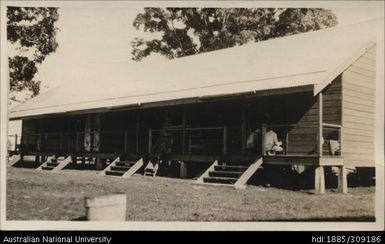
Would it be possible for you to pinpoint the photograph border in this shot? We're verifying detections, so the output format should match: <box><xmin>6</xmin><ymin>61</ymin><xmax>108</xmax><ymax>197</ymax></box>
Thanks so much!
<box><xmin>1</xmin><ymin>0</ymin><xmax>384</xmax><ymax>231</ymax></box>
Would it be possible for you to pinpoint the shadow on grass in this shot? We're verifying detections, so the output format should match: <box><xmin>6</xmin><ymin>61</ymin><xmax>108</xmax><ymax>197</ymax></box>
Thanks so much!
<box><xmin>71</xmin><ymin>216</ymin><xmax>375</xmax><ymax>222</ymax></box>
<box><xmin>12</xmin><ymin>160</ymin><xmax>41</xmax><ymax>169</ymax></box>
<box><xmin>255</xmin><ymin>216</ymin><xmax>375</xmax><ymax>222</ymax></box>
<box><xmin>247</xmin><ymin>166</ymin><xmax>375</xmax><ymax>191</ymax></box>
<box><xmin>72</xmin><ymin>216</ymin><xmax>87</xmax><ymax>221</ymax></box>
<box><xmin>12</xmin><ymin>160</ymin><xmax>98</xmax><ymax>171</ymax></box>
<box><xmin>64</xmin><ymin>163</ymin><xmax>98</xmax><ymax>171</ymax></box>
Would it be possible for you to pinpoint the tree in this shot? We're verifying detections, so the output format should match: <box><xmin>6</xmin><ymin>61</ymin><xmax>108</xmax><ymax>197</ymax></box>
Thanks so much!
<box><xmin>131</xmin><ymin>8</ymin><xmax>337</xmax><ymax>61</ymax></box>
<box><xmin>7</xmin><ymin>6</ymin><xmax>59</xmax><ymax>102</ymax></box>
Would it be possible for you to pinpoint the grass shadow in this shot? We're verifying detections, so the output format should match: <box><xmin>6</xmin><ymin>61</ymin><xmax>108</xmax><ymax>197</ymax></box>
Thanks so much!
<box><xmin>12</xmin><ymin>160</ymin><xmax>41</xmax><ymax>169</ymax></box>
<box><xmin>256</xmin><ymin>216</ymin><xmax>375</xmax><ymax>222</ymax></box>
<box><xmin>71</xmin><ymin>216</ymin><xmax>87</xmax><ymax>221</ymax></box>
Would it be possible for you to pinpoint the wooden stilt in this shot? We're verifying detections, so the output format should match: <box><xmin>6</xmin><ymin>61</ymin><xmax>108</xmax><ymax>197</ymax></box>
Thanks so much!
<box><xmin>315</xmin><ymin>166</ymin><xmax>325</xmax><ymax>194</ymax></box>
<box><xmin>95</xmin><ymin>158</ymin><xmax>104</xmax><ymax>171</ymax></box>
<box><xmin>180</xmin><ymin>161</ymin><xmax>188</xmax><ymax>178</ymax></box>
<box><xmin>338</xmin><ymin>166</ymin><xmax>348</xmax><ymax>194</ymax></box>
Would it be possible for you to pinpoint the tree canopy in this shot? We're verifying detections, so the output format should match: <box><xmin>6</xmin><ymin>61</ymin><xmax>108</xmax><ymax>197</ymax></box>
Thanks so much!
<box><xmin>7</xmin><ymin>6</ymin><xmax>59</xmax><ymax>102</ymax></box>
<box><xmin>131</xmin><ymin>8</ymin><xmax>338</xmax><ymax>61</ymax></box>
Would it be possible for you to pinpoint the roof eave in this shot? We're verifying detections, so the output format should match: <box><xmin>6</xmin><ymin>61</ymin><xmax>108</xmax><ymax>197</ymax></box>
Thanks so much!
<box><xmin>9</xmin><ymin>84</ymin><xmax>315</xmax><ymax>120</ymax></box>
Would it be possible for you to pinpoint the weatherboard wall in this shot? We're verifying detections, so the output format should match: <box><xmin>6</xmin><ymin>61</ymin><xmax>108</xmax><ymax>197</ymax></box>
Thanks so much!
<box><xmin>341</xmin><ymin>45</ymin><xmax>376</xmax><ymax>167</ymax></box>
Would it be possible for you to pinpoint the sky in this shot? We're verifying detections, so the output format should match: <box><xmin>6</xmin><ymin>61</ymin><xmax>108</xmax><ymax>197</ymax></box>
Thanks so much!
<box><xmin>7</xmin><ymin>1</ymin><xmax>384</xmax><ymax>137</ymax></box>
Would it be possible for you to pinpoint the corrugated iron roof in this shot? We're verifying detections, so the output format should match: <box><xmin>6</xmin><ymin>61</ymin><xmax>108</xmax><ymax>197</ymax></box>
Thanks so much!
<box><xmin>9</xmin><ymin>19</ymin><xmax>381</xmax><ymax>119</ymax></box>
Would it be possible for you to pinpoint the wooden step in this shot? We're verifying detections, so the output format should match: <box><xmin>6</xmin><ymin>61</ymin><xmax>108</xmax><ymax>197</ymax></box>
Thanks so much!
<box><xmin>218</xmin><ymin>162</ymin><xmax>252</xmax><ymax>166</ymax></box>
<box><xmin>47</xmin><ymin>162</ymin><xmax>60</xmax><ymax>167</ymax></box>
<box><xmin>220</xmin><ymin>155</ymin><xmax>260</xmax><ymax>164</ymax></box>
<box><xmin>42</xmin><ymin>166</ymin><xmax>56</xmax><ymax>170</ymax></box>
<box><xmin>105</xmin><ymin>170</ymin><xmax>125</xmax><ymax>176</ymax></box>
<box><xmin>214</xmin><ymin>165</ymin><xmax>248</xmax><ymax>172</ymax></box>
<box><xmin>203</xmin><ymin>176</ymin><xmax>238</xmax><ymax>184</ymax></box>
<box><xmin>51</xmin><ymin>158</ymin><xmax>58</xmax><ymax>163</ymax></box>
<box><xmin>209</xmin><ymin>170</ymin><xmax>243</xmax><ymax>178</ymax></box>
<box><xmin>116</xmin><ymin>161</ymin><xmax>135</xmax><ymax>167</ymax></box>
<box><xmin>110</xmin><ymin>165</ymin><xmax>131</xmax><ymax>171</ymax></box>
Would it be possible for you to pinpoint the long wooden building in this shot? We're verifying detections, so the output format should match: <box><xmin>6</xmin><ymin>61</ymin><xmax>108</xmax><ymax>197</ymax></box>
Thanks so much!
<box><xmin>9</xmin><ymin>19</ymin><xmax>381</xmax><ymax>193</ymax></box>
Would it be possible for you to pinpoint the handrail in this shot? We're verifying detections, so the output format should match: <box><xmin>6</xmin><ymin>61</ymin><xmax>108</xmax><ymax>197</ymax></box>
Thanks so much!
<box><xmin>322</xmin><ymin>123</ymin><xmax>342</xmax><ymax>129</ymax></box>
<box><xmin>28</xmin><ymin>132</ymin><xmax>60</xmax><ymax>136</ymax></box>
<box><xmin>149</xmin><ymin>126</ymin><xmax>227</xmax><ymax>155</ymax></box>
<box><xmin>100</xmin><ymin>130</ymin><xmax>126</xmax><ymax>133</ymax></box>
<box><xmin>151</xmin><ymin>126</ymin><xmax>225</xmax><ymax>132</ymax></box>
<box><xmin>264</xmin><ymin>124</ymin><xmax>295</xmax><ymax>128</ymax></box>
<box><xmin>28</xmin><ymin>130</ymin><xmax>128</xmax><ymax>137</ymax></box>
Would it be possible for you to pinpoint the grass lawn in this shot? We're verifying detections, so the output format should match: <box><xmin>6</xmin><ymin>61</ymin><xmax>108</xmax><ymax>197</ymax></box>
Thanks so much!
<box><xmin>6</xmin><ymin>161</ymin><xmax>375</xmax><ymax>221</ymax></box>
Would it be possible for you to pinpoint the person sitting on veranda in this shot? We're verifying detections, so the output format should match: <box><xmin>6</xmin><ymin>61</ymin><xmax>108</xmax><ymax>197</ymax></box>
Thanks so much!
<box><xmin>246</xmin><ymin>129</ymin><xmax>261</xmax><ymax>154</ymax></box>
<box><xmin>264</xmin><ymin>129</ymin><xmax>283</xmax><ymax>155</ymax></box>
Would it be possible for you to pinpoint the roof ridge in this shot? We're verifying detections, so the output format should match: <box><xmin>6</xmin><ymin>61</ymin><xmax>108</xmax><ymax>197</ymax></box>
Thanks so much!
<box><xmin>157</xmin><ymin>18</ymin><xmax>381</xmax><ymax>64</ymax></box>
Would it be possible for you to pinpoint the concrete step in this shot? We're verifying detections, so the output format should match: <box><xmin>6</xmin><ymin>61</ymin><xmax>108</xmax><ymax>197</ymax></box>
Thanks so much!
<box><xmin>111</xmin><ymin>165</ymin><xmax>131</xmax><ymax>171</ymax></box>
<box><xmin>42</xmin><ymin>165</ymin><xmax>56</xmax><ymax>170</ymax></box>
<box><xmin>105</xmin><ymin>170</ymin><xmax>125</xmax><ymax>176</ymax></box>
<box><xmin>214</xmin><ymin>165</ymin><xmax>248</xmax><ymax>172</ymax></box>
<box><xmin>209</xmin><ymin>170</ymin><xmax>243</xmax><ymax>178</ymax></box>
<box><xmin>203</xmin><ymin>176</ymin><xmax>238</xmax><ymax>184</ymax></box>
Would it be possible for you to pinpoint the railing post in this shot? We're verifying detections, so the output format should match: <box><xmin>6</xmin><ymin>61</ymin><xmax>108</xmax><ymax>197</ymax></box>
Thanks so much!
<box><xmin>43</xmin><ymin>134</ymin><xmax>47</xmax><ymax>152</ymax></box>
<box><xmin>60</xmin><ymin>132</ymin><xmax>64</xmax><ymax>152</ymax></box>
<box><xmin>20</xmin><ymin>132</ymin><xmax>24</xmax><ymax>153</ymax></box>
<box><xmin>148</xmin><ymin>129</ymin><xmax>152</xmax><ymax>153</ymax></box>
<box><xmin>318</xmin><ymin>92</ymin><xmax>323</xmax><ymax>157</ymax></box>
<box><xmin>136</xmin><ymin>116</ymin><xmax>140</xmax><ymax>154</ymax></box>
<box><xmin>182</xmin><ymin>110</ymin><xmax>186</xmax><ymax>155</ymax></box>
<box><xmin>241</xmin><ymin>106</ymin><xmax>247</xmax><ymax>154</ymax></box>
<box><xmin>124</xmin><ymin>129</ymin><xmax>128</xmax><ymax>153</ymax></box>
<box><xmin>90</xmin><ymin>131</ymin><xmax>94</xmax><ymax>153</ymax></box>
<box><xmin>75</xmin><ymin>132</ymin><xmax>79</xmax><ymax>152</ymax></box>
<box><xmin>339</xmin><ymin>127</ymin><xmax>342</xmax><ymax>156</ymax></box>
<box><xmin>14</xmin><ymin>134</ymin><xmax>18</xmax><ymax>151</ymax></box>
<box><xmin>285</xmin><ymin>132</ymin><xmax>289</xmax><ymax>155</ymax></box>
<box><xmin>182</xmin><ymin>127</ymin><xmax>186</xmax><ymax>155</ymax></box>
<box><xmin>26</xmin><ymin>134</ymin><xmax>29</xmax><ymax>152</ymax></box>
<box><xmin>261</xmin><ymin>124</ymin><xmax>266</xmax><ymax>155</ymax></box>
<box><xmin>223</xmin><ymin>126</ymin><xmax>228</xmax><ymax>154</ymax></box>
<box><xmin>37</xmin><ymin>134</ymin><xmax>41</xmax><ymax>152</ymax></box>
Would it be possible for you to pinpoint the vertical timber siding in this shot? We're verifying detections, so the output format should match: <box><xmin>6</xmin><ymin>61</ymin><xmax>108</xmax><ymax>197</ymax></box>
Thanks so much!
<box><xmin>342</xmin><ymin>45</ymin><xmax>376</xmax><ymax>166</ymax></box>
